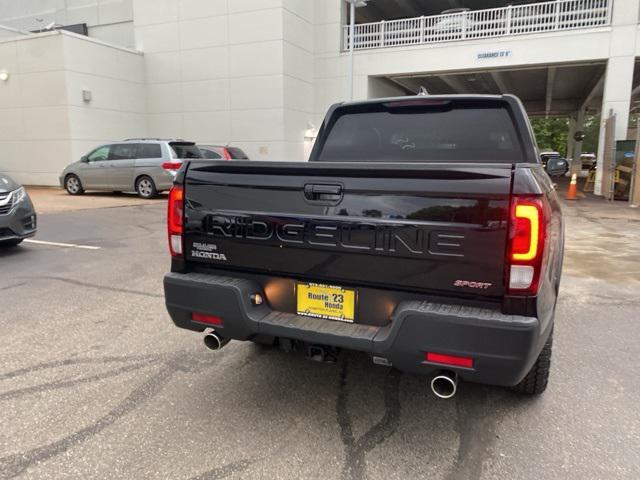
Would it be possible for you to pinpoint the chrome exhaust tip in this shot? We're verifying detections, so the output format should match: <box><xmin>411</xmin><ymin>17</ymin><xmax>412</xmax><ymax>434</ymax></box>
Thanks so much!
<box><xmin>430</xmin><ymin>371</ymin><xmax>458</xmax><ymax>399</ymax></box>
<box><xmin>203</xmin><ymin>332</ymin><xmax>230</xmax><ymax>351</ymax></box>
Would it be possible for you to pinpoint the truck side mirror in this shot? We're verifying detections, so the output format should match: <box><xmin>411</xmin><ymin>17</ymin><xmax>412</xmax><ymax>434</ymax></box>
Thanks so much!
<box><xmin>545</xmin><ymin>157</ymin><xmax>567</xmax><ymax>177</ymax></box>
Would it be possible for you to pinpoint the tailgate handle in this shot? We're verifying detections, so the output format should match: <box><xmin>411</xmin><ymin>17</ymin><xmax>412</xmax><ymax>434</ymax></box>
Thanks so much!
<box><xmin>304</xmin><ymin>184</ymin><xmax>343</xmax><ymax>202</ymax></box>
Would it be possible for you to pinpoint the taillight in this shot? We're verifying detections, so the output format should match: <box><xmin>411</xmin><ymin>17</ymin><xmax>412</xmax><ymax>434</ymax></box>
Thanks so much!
<box><xmin>162</xmin><ymin>162</ymin><xmax>182</xmax><ymax>171</ymax></box>
<box><xmin>507</xmin><ymin>196</ymin><xmax>546</xmax><ymax>295</ymax></box>
<box><xmin>222</xmin><ymin>148</ymin><xmax>232</xmax><ymax>160</ymax></box>
<box><xmin>168</xmin><ymin>185</ymin><xmax>183</xmax><ymax>257</ymax></box>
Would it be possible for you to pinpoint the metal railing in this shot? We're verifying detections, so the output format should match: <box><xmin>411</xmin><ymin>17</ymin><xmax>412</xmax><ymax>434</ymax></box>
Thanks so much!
<box><xmin>343</xmin><ymin>0</ymin><xmax>612</xmax><ymax>50</ymax></box>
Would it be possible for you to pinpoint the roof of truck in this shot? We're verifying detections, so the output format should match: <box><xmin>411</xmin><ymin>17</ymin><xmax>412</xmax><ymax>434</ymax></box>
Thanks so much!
<box><xmin>337</xmin><ymin>94</ymin><xmax>515</xmax><ymax>108</ymax></box>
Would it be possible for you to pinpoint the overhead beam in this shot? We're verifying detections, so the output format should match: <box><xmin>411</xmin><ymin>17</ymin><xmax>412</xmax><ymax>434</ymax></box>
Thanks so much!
<box><xmin>387</xmin><ymin>76</ymin><xmax>418</xmax><ymax>95</ymax></box>
<box><xmin>439</xmin><ymin>75</ymin><xmax>470</xmax><ymax>94</ymax></box>
<box><xmin>580</xmin><ymin>72</ymin><xmax>605</xmax><ymax>111</ymax></box>
<box><xmin>490</xmin><ymin>70</ymin><xmax>514</xmax><ymax>94</ymax></box>
<box><xmin>523</xmin><ymin>99</ymin><xmax>582</xmax><ymax>117</ymax></box>
<box><xmin>396</xmin><ymin>75</ymin><xmax>452</xmax><ymax>95</ymax></box>
<box><xmin>545</xmin><ymin>66</ymin><xmax>556</xmax><ymax>118</ymax></box>
<box><xmin>630</xmin><ymin>99</ymin><xmax>640</xmax><ymax>113</ymax></box>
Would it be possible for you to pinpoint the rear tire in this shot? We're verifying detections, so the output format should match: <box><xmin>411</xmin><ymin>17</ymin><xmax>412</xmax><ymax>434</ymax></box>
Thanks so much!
<box><xmin>65</xmin><ymin>175</ymin><xmax>84</xmax><ymax>195</ymax></box>
<box><xmin>136</xmin><ymin>176</ymin><xmax>157</xmax><ymax>199</ymax></box>
<box><xmin>511</xmin><ymin>331</ymin><xmax>553</xmax><ymax>395</ymax></box>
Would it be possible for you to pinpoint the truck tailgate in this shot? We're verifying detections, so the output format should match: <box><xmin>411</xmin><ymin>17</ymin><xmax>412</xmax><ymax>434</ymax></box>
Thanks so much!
<box><xmin>182</xmin><ymin>161</ymin><xmax>512</xmax><ymax>298</ymax></box>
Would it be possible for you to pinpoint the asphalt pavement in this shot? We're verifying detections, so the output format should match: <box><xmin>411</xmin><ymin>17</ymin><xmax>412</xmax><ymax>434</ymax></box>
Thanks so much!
<box><xmin>0</xmin><ymin>190</ymin><xmax>639</xmax><ymax>480</ymax></box>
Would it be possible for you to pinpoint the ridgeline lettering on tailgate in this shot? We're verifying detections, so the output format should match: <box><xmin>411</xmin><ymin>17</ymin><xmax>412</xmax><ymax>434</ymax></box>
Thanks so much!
<box><xmin>202</xmin><ymin>213</ymin><xmax>465</xmax><ymax>258</ymax></box>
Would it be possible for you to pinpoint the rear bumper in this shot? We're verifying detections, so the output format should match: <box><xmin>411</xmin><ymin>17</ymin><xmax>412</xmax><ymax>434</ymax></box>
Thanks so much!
<box><xmin>153</xmin><ymin>170</ymin><xmax>177</xmax><ymax>192</ymax></box>
<box><xmin>164</xmin><ymin>272</ymin><xmax>551</xmax><ymax>387</ymax></box>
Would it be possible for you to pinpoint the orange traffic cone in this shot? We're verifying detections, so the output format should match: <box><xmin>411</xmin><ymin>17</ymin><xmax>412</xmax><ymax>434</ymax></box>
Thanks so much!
<box><xmin>566</xmin><ymin>173</ymin><xmax>578</xmax><ymax>200</ymax></box>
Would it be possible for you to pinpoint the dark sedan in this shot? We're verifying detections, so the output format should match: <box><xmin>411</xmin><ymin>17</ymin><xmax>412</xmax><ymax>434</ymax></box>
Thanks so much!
<box><xmin>198</xmin><ymin>145</ymin><xmax>249</xmax><ymax>160</ymax></box>
<box><xmin>0</xmin><ymin>173</ymin><xmax>37</xmax><ymax>247</ymax></box>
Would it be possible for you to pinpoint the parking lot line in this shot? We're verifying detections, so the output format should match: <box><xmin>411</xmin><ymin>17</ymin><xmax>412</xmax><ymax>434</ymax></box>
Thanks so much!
<box><xmin>24</xmin><ymin>239</ymin><xmax>101</xmax><ymax>250</ymax></box>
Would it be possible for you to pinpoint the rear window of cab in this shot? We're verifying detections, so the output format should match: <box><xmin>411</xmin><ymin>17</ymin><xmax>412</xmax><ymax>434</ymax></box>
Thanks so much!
<box><xmin>315</xmin><ymin>99</ymin><xmax>524</xmax><ymax>163</ymax></box>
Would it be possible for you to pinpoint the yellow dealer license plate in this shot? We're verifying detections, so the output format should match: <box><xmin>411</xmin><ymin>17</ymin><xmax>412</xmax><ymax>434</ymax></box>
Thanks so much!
<box><xmin>296</xmin><ymin>283</ymin><xmax>356</xmax><ymax>323</ymax></box>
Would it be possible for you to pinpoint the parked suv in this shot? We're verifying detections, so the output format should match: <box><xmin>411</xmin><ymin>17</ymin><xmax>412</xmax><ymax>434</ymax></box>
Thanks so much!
<box><xmin>198</xmin><ymin>145</ymin><xmax>249</xmax><ymax>160</ymax></box>
<box><xmin>581</xmin><ymin>153</ymin><xmax>597</xmax><ymax>170</ymax></box>
<box><xmin>60</xmin><ymin>139</ymin><xmax>203</xmax><ymax>198</ymax></box>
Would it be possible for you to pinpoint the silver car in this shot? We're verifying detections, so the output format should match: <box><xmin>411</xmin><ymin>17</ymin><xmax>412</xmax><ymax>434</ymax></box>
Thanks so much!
<box><xmin>59</xmin><ymin>139</ymin><xmax>203</xmax><ymax>198</ymax></box>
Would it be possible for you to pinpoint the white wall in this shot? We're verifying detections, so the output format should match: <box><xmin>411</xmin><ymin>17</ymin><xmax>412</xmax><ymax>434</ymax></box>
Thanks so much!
<box><xmin>133</xmin><ymin>0</ymin><xmax>315</xmax><ymax>161</ymax></box>
<box><xmin>62</xmin><ymin>32</ymin><xmax>146</xmax><ymax>166</ymax></box>
<box><xmin>0</xmin><ymin>0</ymin><xmax>134</xmax><ymax>48</ymax></box>
<box><xmin>0</xmin><ymin>31</ymin><xmax>145</xmax><ymax>185</ymax></box>
<box><xmin>0</xmin><ymin>33</ymin><xmax>70</xmax><ymax>185</ymax></box>
<box><xmin>282</xmin><ymin>0</ymin><xmax>315</xmax><ymax>160</ymax></box>
<box><xmin>314</xmin><ymin>0</ymin><xmax>345</xmax><ymax>126</ymax></box>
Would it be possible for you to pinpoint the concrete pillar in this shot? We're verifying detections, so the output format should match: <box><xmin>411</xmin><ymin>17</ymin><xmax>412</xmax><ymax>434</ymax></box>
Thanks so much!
<box><xmin>595</xmin><ymin>0</ymin><xmax>639</xmax><ymax>195</ymax></box>
<box><xmin>571</xmin><ymin>109</ymin><xmax>585</xmax><ymax>176</ymax></box>
<box><xmin>595</xmin><ymin>57</ymin><xmax>635</xmax><ymax>195</ymax></box>
<box><xmin>566</xmin><ymin>115</ymin><xmax>576</xmax><ymax>163</ymax></box>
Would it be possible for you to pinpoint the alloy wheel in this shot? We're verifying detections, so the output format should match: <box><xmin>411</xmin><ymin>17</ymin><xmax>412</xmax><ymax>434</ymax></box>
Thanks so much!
<box><xmin>138</xmin><ymin>179</ymin><xmax>153</xmax><ymax>197</ymax></box>
<box><xmin>67</xmin><ymin>177</ymin><xmax>80</xmax><ymax>194</ymax></box>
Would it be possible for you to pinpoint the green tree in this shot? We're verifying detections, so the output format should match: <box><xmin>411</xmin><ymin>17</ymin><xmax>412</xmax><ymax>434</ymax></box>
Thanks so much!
<box><xmin>530</xmin><ymin>115</ymin><xmax>602</xmax><ymax>157</ymax></box>
<box><xmin>530</xmin><ymin>117</ymin><xmax>569</xmax><ymax>155</ymax></box>
<box><xmin>581</xmin><ymin>115</ymin><xmax>600</xmax><ymax>155</ymax></box>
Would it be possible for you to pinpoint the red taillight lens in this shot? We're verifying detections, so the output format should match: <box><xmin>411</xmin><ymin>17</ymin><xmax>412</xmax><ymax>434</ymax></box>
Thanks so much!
<box><xmin>426</xmin><ymin>352</ymin><xmax>474</xmax><ymax>369</ymax></box>
<box><xmin>192</xmin><ymin>312</ymin><xmax>223</xmax><ymax>326</ymax></box>
<box><xmin>168</xmin><ymin>185</ymin><xmax>183</xmax><ymax>257</ymax></box>
<box><xmin>162</xmin><ymin>162</ymin><xmax>182</xmax><ymax>171</ymax></box>
<box><xmin>222</xmin><ymin>148</ymin><xmax>232</xmax><ymax>160</ymax></box>
<box><xmin>511</xmin><ymin>203</ymin><xmax>540</xmax><ymax>261</ymax></box>
<box><xmin>508</xmin><ymin>196</ymin><xmax>546</xmax><ymax>295</ymax></box>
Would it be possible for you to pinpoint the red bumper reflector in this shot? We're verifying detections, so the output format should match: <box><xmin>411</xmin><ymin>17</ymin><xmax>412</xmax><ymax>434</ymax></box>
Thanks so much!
<box><xmin>426</xmin><ymin>352</ymin><xmax>473</xmax><ymax>369</ymax></box>
<box><xmin>191</xmin><ymin>313</ymin><xmax>223</xmax><ymax>326</ymax></box>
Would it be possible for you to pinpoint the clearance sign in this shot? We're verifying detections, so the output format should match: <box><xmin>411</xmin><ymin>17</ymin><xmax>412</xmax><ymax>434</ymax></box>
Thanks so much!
<box><xmin>477</xmin><ymin>50</ymin><xmax>513</xmax><ymax>60</ymax></box>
